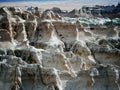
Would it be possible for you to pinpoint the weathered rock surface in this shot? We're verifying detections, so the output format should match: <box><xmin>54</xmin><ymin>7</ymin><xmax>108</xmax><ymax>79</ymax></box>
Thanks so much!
<box><xmin>0</xmin><ymin>6</ymin><xmax>120</xmax><ymax>90</ymax></box>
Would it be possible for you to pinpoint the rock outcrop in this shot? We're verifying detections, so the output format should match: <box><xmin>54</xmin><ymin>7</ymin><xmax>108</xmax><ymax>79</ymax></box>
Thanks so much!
<box><xmin>0</xmin><ymin>6</ymin><xmax>120</xmax><ymax>90</ymax></box>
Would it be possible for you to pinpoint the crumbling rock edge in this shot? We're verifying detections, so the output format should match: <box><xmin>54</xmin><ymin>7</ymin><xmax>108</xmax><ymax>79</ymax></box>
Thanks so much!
<box><xmin>0</xmin><ymin>7</ymin><xmax>120</xmax><ymax>90</ymax></box>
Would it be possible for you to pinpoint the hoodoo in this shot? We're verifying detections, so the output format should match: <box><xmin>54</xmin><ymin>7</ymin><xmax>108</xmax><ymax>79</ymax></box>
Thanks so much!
<box><xmin>0</xmin><ymin>6</ymin><xmax>120</xmax><ymax>90</ymax></box>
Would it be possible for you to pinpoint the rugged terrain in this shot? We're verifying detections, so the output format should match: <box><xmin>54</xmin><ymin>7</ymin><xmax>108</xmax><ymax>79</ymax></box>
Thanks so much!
<box><xmin>50</xmin><ymin>3</ymin><xmax>120</xmax><ymax>18</ymax></box>
<box><xmin>0</xmin><ymin>6</ymin><xmax>120</xmax><ymax>90</ymax></box>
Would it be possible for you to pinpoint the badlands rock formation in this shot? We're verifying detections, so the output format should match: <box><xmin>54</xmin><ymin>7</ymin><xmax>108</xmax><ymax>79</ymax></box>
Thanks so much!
<box><xmin>0</xmin><ymin>6</ymin><xmax>120</xmax><ymax>90</ymax></box>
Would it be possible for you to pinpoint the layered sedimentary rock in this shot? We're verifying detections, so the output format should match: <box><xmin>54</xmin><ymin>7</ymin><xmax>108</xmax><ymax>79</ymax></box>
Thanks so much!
<box><xmin>0</xmin><ymin>6</ymin><xmax>120</xmax><ymax>90</ymax></box>
<box><xmin>50</xmin><ymin>4</ymin><xmax>120</xmax><ymax>18</ymax></box>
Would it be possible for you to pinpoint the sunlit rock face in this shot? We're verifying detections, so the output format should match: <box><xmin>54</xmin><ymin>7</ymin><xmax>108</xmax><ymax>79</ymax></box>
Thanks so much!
<box><xmin>0</xmin><ymin>6</ymin><xmax>120</xmax><ymax>90</ymax></box>
<box><xmin>41</xmin><ymin>10</ymin><xmax>62</xmax><ymax>20</ymax></box>
<box><xmin>53</xmin><ymin>22</ymin><xmax>78</xmax><ymax>43</ymax></box>
<box><xmin>87</xmin><ymin>39</ymin><xmax>120</xmax><ymax>66</ymax></box>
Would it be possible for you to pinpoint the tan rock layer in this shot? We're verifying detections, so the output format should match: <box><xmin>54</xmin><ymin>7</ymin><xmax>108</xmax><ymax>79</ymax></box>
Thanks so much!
<box><xmin>0</xmin><ymin>6</ymin><xmax>120</xmax><ymax>90</ymax></box>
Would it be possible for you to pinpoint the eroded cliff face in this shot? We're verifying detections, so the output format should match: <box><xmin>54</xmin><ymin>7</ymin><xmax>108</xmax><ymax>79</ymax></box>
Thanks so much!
<box><xmin>0</xmin><ymin>7</ymin><xmax>120</xmax><ymax>90</ymax></box>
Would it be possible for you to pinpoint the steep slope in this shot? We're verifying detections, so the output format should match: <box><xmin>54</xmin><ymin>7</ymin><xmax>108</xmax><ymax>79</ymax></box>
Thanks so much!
<box><xmin>0</xmin><ymin>7</ymin><xmax>120</xmax><ymax>90</ymax></box>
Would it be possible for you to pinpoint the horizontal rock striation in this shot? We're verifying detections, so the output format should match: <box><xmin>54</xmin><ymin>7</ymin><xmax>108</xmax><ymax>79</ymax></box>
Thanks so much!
<box><xmin>0</xmin><ymin>6</ymin><xmax>120</xmax><ymax>90</ymax></box>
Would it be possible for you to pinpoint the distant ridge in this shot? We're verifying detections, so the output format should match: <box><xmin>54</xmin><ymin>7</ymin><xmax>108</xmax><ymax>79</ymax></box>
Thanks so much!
<box><xmin>0</xmin><ymin>0</ymin><xmax>64</xmax><ymax>2</ymax></box>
